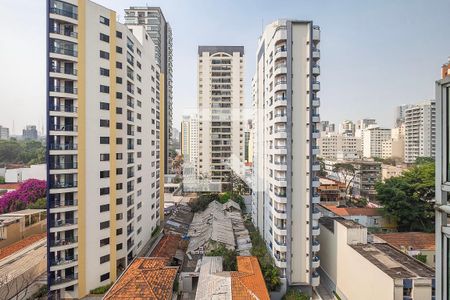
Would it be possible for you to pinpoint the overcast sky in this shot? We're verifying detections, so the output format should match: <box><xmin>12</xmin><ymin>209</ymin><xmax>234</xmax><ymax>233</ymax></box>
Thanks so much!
<box><xmin>1</xmin><ymin>0</ymin><xmax>449</xmax><ymax>135</ymax></box>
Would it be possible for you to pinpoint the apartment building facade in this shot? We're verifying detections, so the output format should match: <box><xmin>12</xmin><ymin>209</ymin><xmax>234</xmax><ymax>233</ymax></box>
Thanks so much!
<box><xmin>435</xmin><ymin>61</ymin><xmax>450</xmax><ymax>300</ymax></box>
<box><xmin>197</xmin><ymin>46</ymin><xmax>244</xmax><ymax>187</ymax></box>
<box><xmin>362</xmin><ymin>125</ymin><xmax>391</xmax><ymax>158</ymax></box>
<box><xmin>317</xmin><ymin>133</ymin><xmax>362</xmax><ymax>160</ymax></box>
<box><xmin>47</xmin><ymin>0</ymin><xmax>161</xmax><ymax>297</ymax></box>
<box><xmin>404</xmin><ymin>100</ymin><xmax>436</xmax><ymax>163</ymax></box>
<box><xmin>252</xmin><ymin>20</ymin><xmax>321</xmax><ymax>290</ymax></box>
<box><xmin>124</xmin><ymin>6</ymin><xmax>173</xmax><ymax>174</ymax></box>
<box><xmin>0</xmin><ymin>125</ymin><xmax>9</xmax><ymax>140</ymax></box>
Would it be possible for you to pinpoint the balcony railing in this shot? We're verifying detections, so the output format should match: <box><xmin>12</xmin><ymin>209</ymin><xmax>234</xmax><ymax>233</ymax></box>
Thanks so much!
<box><xmin>50</xmin><ymin>218</ymin><xmax>78</xmax><ymax>227</ymax></box>
<box><xmin>49</xmin><ymin>45</ymin><xmax>77</xmax><ymax>57</ymax></box>
<box><xmin>50</xmin><ymin>85</ymin><xmax>77</xmax><ymax>94</ymax></box>
<box><xmin>49</xmin><ymin>199</ymin><xmax>78</xmax><ymax>208</ymax></box>
<box><xmin>49</xmin><ymin>255</ymin><xmax>78</xmax><ymax>267</ymax></box>
<box><xmin>49</xmin><ymin>237</ymin><xmax>78</xmax><ymax>247</ymax></box>
<box><xmin>49</xmin><ymin>124</ymin><xmax>78</xmax><ymax>132</ymax></box>
<box><xmin>49</xmin><ymin>105</ymin><xmax>77</xmax><ymax>113</ymax></box>
<box><xmin>50</xmin><ymin>65</ymin><xmax>77</xmax><ymax>76</ymax></box>
<box><xmin>50</xmin><ymin>162</ymin><xmax>78</xmax><ymax>169</ymax></box>
<box><xmin>50</xmin><ymin>181</ymin><xmax>78</xmax><ymax>189</ymax></box>
<box><xmin>49</xmin><ymin>7</ymin><xmax>78</xmax><ymax>19</ymax></box>
<box><xmin>50</xmin><ymin>27</ymin><xmax>78</xmax><ymax>38</ymax></box>
<box><xmin>50</xmin><ymin>143</ymin><xmax>77</xmax><ymax>150</ymax></box>
<box><xmin>274</xmin><ymin>145</ymin><xmax>287</xmax><ymax>149</ymax></box>
<box><xmin>50</xmin><ymin>274</ymin><xmax>78</xmax><ymax>286</ymax></box>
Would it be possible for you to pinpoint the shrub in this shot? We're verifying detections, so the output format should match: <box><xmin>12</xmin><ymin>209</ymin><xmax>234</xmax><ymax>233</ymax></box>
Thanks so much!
<box><xmin>90</xmin><ymin>283</ymin><xmax>113</xmax><ymax>294</ymax></box>
<box><xmin>282</xmin><ymin>288</ymin><xmax>309</xmax><ymax>300</ymax></box>
<box><xmin>0</xmin><ymin>179</ymin><xmax>46</xmax><ymax>213</ymax></box>
<box><xmin>207</xmin><ymin>243</ymin><xmax>237</xmax><ymax>271</ymax></box>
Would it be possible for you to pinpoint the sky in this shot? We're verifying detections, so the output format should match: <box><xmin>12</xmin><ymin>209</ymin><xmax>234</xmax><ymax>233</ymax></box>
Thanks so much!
<box><xmin>1</xmin><ymin>0</ymin><xmax>449</xmax><ymax>135</ymax></box>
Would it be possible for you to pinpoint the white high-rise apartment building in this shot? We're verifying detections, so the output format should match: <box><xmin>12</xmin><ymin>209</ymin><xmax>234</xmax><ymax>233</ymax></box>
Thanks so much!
<box><xmin>317</xmin><ymin>133</ymin><xmax>362</xmax><ymax>160</ymax></box>
<box><xmin>180</xmin><ymin>114</ymin><xmax>199</xmax><ymax>169</ymax></box>
<box><xmin>395</xmin><ymin>104</ymin><xmax>413</xmax><ymax>126</ymax></box>
<box><xmin>252</xmin><ymin>20</ymin><xmax>321</xmax><ymax>290</ymax></box>
<box><xmin>0</xmin><ymin>125</ymin><xmax>9</xmax><ymax>140</ymax></box>
<box><xmin>338</xmin><ymin>120</ymin><xmax>355</xmax><ymax>136</ymax></box>
<box><xmin>362</xmin><ymin>125</ymin><xmax>391</xmax><ymax>158</ymax></box>
<box><xmin>47</xmin><ymin>1</ymin><xmax>161</xmax><ymax>297</ymax></box>
<box><xmin>197</xmin><ymin>46</ymin><xmax>244</xmax><ymax>187</ymax></box>
<box><xmin>404</xmin><ymin>100</ymin><xmax>436</xmax><ymax>163</ymax></box>
<box><xmin>124</xmin><ymin>6</ymin><xmax>173</xmax><ymax>174</ymax></box>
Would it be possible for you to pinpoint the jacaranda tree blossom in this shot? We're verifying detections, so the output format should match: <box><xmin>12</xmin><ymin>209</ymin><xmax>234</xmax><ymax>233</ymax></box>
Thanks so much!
<box><xmin>0</xmin><ymin>179</ymin><xmax>46</xmax><ymax>213</ymax></box>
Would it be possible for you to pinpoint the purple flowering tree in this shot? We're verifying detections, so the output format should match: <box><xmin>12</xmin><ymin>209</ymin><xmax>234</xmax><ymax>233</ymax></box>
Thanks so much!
<box><xmin>0</xmin><ymin>179</ymin><xmax>46</xmax><ymax>213</ymax></box>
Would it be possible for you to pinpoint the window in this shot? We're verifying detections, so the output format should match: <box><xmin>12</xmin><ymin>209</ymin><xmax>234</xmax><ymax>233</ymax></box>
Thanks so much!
<box><xmin>100</xmin><ymin>102</ymin><xmax>109</xmax><ymax>110</ymax></box>
<box><xmin>116</xmin><ymin>61</ymin><xmax>122</xmax><ymax>69</ymax></box>
<box><xmin>116</xmin><ymin>92</ymin><xmax>123</xmax><ymax>99</ymax></box>
<box><xmin>100</xmin><ymin>68</ymin><xmax>109</xmax><ymax>76</ymax></box>
<box><xmin>116</xmin><ymin>46</ymin><xmax>122</xmax><ymax>54</ymax></box>
<box><xmin>100</xmin><ymin>50</ymin><xmax>109</xmax><ymax>59</ymax></box>
<box><xmin>116</xmin><ymin>243</ymin><xmax>123</xmax><ymax>250</ymax></box>
<box><xmin>137</xmin><ymin>74</ymin><xmax>141</xmax><ymax>82</ymax></box>
<box><xmin>137</xmin><ymin>202</ymin><xmax>142</xmax><ymax>209</ymax></box>
<box><xmin>117</xmin><ymin>228</ymin><xmax>123</xmax><ymax>235</ymax></box>
<box><xmin>100</xmin><ymin>137</ymin><xmax>109</xmax><ymax>144</ymax></box>
<box><xmin>116</xmin><ymin>138</ymin><xmax>123</xmax><ymax>144</ymax></box>
<box><xmin>100</xmin><ymin>153</ymin><xmax>110</xmax><ymax>161</ymax></box>
<box><xmin>137</xmin><ymin>87</ymin><xmax>141</xmax><ymax>95</ymax></box>
<box><xmin>100</xmin><ymin>272</ymin><xmax>110</xmax><ymax>282</ymax></box>
<box><xmin>100</xmin><ymin>254</ymin><xmax>110</xmax><ymax>264</ymax></box>
<box><xmin>100</xmin><ymin>187</ymin><xmax>110</xmax><ymax>195</ymax></box>
<box><xmin>116</xmin><ymin>31</ymin><xmax>122</xmax><ymax>38</ymax></box>
<box><xmin>137</xmin><ymin>100</ymin><xmax>142</xmax><ymax>108</ymax></box>
<box><xmin>116</xmin><ymin>183</ymin><xmax>123</xmax><ymax>190</ymax></box>
<box><xmin>137</xmin><ymin>113</ymin><xmax>141</xmax><ymax>120</ymax></box>
<box><xmin>100</xmin><ymin>33</ymin><xmax>110</xmax><ymax>43</ymax></box>
<box><xmin>116</xmin><ymin>168</ymin><xmax>123</xmax><ymax>175</ymax></box>
<box><xmin>116</xmin><ymin>122</ymin><xmax>123</xmax><ymax>129</ymax></box>
<box><xmin>116</xmin><ymin>213</ymin><xmax>123</xmax><ymax>220</ymax></box>
<box><xmin>137</xmin><ymin>48</ymin><xmax>142</xmax><ymax>56</ymax></box>
<box><xmin>100</xmin><ymin>204</ymin><xmax>109</xmax><ymax>212</ymax></box>
<box><xmin>100</xmin><ymin>238</ymin><xmax>110</xmax><ymax>247</ymax></box>
<box><xmin>116</xmin><ymin>107</ymin><xmax>122</xmax><ymax>114</ymax></box>
<box><xmin>116</xmin><ymin>77</ymin><xmax>122</xmax><ymax>84</ymax></box>
<box><xmin>116</xmin><ymin>198</ymin><xmax>123</xmax><ymax>205</ymax></box>
<box><xmin>100</xmin><ymin>170</ymin><xmax>110</xmax><ymax>178</ymax></box>
<box><xmin>100</xmin><ymin>85</ymin><xmax>110</xmax><ymax>93</ymax></box>
<box><xmin>100</xmin><ymin>221</ymin><xmax>109</xmax><ymax>229</ymax></box>
<box><xmin>99</xmin><ymin>16</ymin><xmax>109</xmax><ymax>25</ymax></box>
<box><xmin>116</xmin><ymin>153</ymin><xmax>123</xmax><ymax>160</ymax></box>
<box><xmin>137</xmin><ymin>61</ymin><xmax>141</xmax><ymax>69</ymax></box>
<box><xmin>137</xmin><ymin>126</ymin><xmax>141</xmax><ymax>133</ymax></box>
<box><xmin>100</xmin><ymin>119</ymin><xmax>109</xmax><ymax>127</ymax></box>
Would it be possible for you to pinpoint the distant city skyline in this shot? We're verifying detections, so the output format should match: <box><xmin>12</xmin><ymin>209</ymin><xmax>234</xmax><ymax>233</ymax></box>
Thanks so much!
<box><xmin>1</xmin><ymin>0</ymin><xmax>450</xmax><ymax>132</ymax></box>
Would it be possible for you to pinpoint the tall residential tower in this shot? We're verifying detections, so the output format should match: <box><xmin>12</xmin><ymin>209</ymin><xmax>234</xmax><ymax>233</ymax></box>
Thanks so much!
<box><xmin>197</xmin><ymin>46</ymin><xmax>245</xmax><ymax>189</ymax></box>
<box><xmin>47</xmin><ymin>0</ymin><xmax>161</xmax><ymax>297</ymax></box>
<box><xmin>252</xmin><ymin>20</ymin><xmax>321</xmax><ymax>290</ymax></box>
<box><xmin>125</xmin><ymin>6</ymin><xmax>173</xmax><ymax>174</ymax></box>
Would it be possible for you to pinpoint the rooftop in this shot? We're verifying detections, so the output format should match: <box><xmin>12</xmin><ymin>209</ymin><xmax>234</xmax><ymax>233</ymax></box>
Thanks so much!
<box><xmin>195</xmin><ymin>256</ymin><xmax>269</xmax><ymax>300</ymax></box>
<box><xmin>375</xmin><ymin>232</ymin><xmax>435</xmax><ymax>251</ymax></box>
<box><xmin>351</xmin><ymin>243</ymin><xmax>435</xmax><ymax>279</ymax></box>
<box><xmin>0</xmin><ymin>232</ymin><xmax>46</xmax><ymax>261</ymax></box>
<box><xmin>321</xmin><ymin>204</ymin><xmax>383</xmax><ymax>217</ymax></box>
<box><xmin>1</xmin><ymin>209</ymin><xmax>46</xmax><ymax>217</ymax></box>
<box><xmin>319</xmin><ymin>216</ymin><xmax>364</xmax><ymax>233</ymax></box>
<box><xmin>0</xmin><ymin>183</ymin><xmax>20</xmax><ymax>190</ymax></box>
<box><xmin>150</xmin><ymin>234</ymin><xmax>182</xmax><ymax>259</ymax></box>
<box><xmin>103</xmin><ymin>258</ymin><xmax>178</xmax><ymax>300</ymax></box>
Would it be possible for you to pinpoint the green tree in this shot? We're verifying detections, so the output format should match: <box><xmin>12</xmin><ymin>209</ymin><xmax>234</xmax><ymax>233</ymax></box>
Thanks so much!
<box><xmin>375</xmin><ymin>162</ymin><xmax>435</xmax><ymax>232</ymax></box>
<box><xmin>27</xmin><ymin>197</ymin><xmax>46</xmax><ymax>209</ymax></box>
<box><xmin>415</xmin><ymin>157</ymin><xmax>434</xmax><ymax>165</ymax></box>
<box><xmin>207</xmin><ymin>243</ymin><xmax>237</xmax><ymax>271</ymax></box>
<box><xmin>333</xmin><ymin>163</ymin><xmax>357</xmax><ymax>199</ymax></box>
<box><xmin>0</xmin><ymin>140</ymin><xmax>45</xmax><ymax>166</ymax></box>
<box><xmin>316</xmin><ymin>157</ymin><xmax>327</xmax><ymax>177</ymax></box>
<box><xmin>282</xmin><ymin>288</ymin><xmax>309</xmax><ymax>300</ymax></box>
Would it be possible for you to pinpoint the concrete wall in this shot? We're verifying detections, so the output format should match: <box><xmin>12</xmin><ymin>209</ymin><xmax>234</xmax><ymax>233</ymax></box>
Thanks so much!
<box><xmin>4</xmin><ymin>164</ymin><xmax>46</xmax><ymax>183</ymax></box>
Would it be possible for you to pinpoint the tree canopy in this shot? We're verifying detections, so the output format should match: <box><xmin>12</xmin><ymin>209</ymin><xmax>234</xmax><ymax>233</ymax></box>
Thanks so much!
<box><xmin>375</xmin><ymin>162</ymin><xmax>435</xmax><ymax>232</ymax></box>
<box><xmin>0</xmin><ymin>140</ymin><xmax>45</xmax><ymax>166</ymax></box>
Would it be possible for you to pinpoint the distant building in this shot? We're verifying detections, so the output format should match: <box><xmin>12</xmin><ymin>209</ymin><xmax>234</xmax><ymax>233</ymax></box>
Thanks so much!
<box><xmin>395</xmin><ymin>104</ymin><xmax>414</xmax><ymax>127</ymax></box>
<box><xmin>318</xmin><ymin>177</ymin><xmax>346</xmax><ymax>203</ymax></box>
<box><xmin>351</xmin><ymin>160</ymin><xmax>382</xmax><ymax>201</ymax></box>
<box><xmin>381</xmin><ymin>164</ymin><xmax>407</xmax><ymax>181</ymax></box>
<box><xmin>404</xmin><ymin>100</ymin><xmax>436</xmax><ymax>163</ymax></box>
<box><xmin>318</xmin><ymin>217</ymin><xmax>435</xmax><ymax>300</ymax></box>
<box><xmin>374</xmin><ymin>232</ymin><xmax>435</xmax><ymax>268</ymax></box>
<box><xmin>318</xmin><ymin>133</ymin><xmax>362</xmax><ymax>160</ymax></box>
<box><xmin>0</xmin><ymin>125</ymin><xmax>9</xmax><ymax>140</ymax></box>
<box><xmin>180</xmin><ymin>114</ymin><xmax>199</xmax><ymax>173</ymax></box>
<box><xmin>339</xmin><ymin>120</ymin><xmax>355</xmax><ymax>136</ymax></box>
<box><xmin>22</xmin><ymin>125</ymin><xmax>38</xmax><ymax>140</ymax></box>
<box><xmin>4</xmin><ymin>164</ymin><xmax>46</xmax><ymax>183</ymax></box>
<box><xmin>362</xmin><ymin>125</ymin><xmax>391</xmax><ymax>158</ymax></box>
<box><xmin>319</xmin><ymin>204</ymin><xmax>396</xmax><ymax>231</ymax></box>
<box><xmin>355</xmin><ymin>118</ymin><xmax>377</xmax><ymax>138</ymax></box>
<box><xmin>0</xmin><ymin>209</ymin><xmax>47</xmax><ymax>248</ymax></box>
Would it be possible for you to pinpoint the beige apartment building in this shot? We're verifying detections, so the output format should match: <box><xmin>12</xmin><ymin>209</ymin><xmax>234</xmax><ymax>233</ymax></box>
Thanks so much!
<box><xmin>0</xmin><ymin>209</ymin><xmax>46</xmax><ymax>248</ymax></box>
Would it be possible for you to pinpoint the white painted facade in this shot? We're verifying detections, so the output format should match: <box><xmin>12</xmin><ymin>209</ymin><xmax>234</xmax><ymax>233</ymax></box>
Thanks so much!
<box><xmin>197</xmin><ymin>46</ymin><xmax>244</xmax><ymax>186</ymax></box>
<box><xmin>47</xmin><ymin>0</ymin><xmax>160</xmax><ymax>297</ymax></box>
<box><xmin>362</xmin><ymin>125</ymin><xmax>391</xmax><ymax>158</ymax></box>
<box><xmin>317</xmin><ymin>133</ymin><xmax>362</xmax><ymax>160</ymax></box>
<box><xmin>252</xmin><ymin>20</ymin><xmax>321</xmax><ymax>289</ymax></box>
<box><xmin>4</xmin><ymin>164</ymin><xmax>46</xmax><ymax>182</ymax></box>
<box><xmin>404</xmin><ymin>100</ymin><xmax>436</xmax><ymax>163</ymax></box>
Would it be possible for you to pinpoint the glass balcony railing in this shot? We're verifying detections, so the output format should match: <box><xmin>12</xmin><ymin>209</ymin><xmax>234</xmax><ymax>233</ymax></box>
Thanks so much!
<box><xmin>49</xmin><ymin>104</ymin><xmax>77</xmax><ymax>113</ymax></box>
<box><xmin>49</xmin><ymin>45</ymin><xmax>77</xmax><ymax>57</ymax></box>
<box><xmin>50</xmin><ymin>65</ymin><xmax>77</xmax><ymax>76</ymax></box>
<box><xmin>50</xmin><ymin>85</ymin><xmax>77</xmax><ymax>94</ymax></box>
<box><xmin>49</xmin><ymin>255</ymin><xmax>78</xmax><ymax>267</ymax></box>
<box><xmin>50</xmin><ymin>143</ymin><xmax>77</xmax><ymax>150</ymax></box>
<box><xmin>49</xmin><ymin>124</ymin><xmax>78</xmax><ymax>132</ymax></box>
<box><xmin>49</xmin><ymin>237</ymin><xmax>78</xmax><ymax>247</ymax></box>
<box><xmin>50</xmin><ymin>27</ymin><xmax>78</xmax><ymax>38</ymax></box>
<box><xmin>49</xmin><ymin>7</ymin><xmax>78</xmax><ymax>20</ymax></box>
<box><xmin>50</xmin><ymin>274</ymin><xmax>78</xmax><ymax>286</ymax></box>
<box><xmin>49</xmin><ymin>199</ymin><xmax>77</xmax><ymax>208</ymax></box>
<box><xmin>50</xmin><ymin>181</ymin><xmax>78</xmax><ymax>189</ymax></box>
<box><xmin>49</xmin><ymin>218</ymin><xmax>78</xmax><ymax>227</ymax></box>
<box><xmin>50</xmin><ymin>161</ymin><xmax>78</xmax><ymax>169</ymax></box>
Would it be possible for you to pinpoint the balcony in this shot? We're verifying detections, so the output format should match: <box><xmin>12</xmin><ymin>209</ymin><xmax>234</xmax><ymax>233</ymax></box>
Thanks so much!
<box><xmin>49</xmin><ymin>274</ymin><xmax>78</xmax><ymax>291</ymax></box>
<box><xmin>312</xmin><ymin>98</ymin><xmax>320</xmax><ymax>107</ymax></box>
<box><xmin>49</xmin><ymin>199</ymin><xmax>77</xmax><ymax>209</ymax></box>
<box><xmin>312</xmin><ymin>256</ymin><xmax>320</xmax><ymax>269</ymax></box>
<box><xmin>312</xmin><ymin>65</ymin><xmax>320</xmax><ymax>75</ymax></box>
<box><xmin>49</xmin><ymin>104</ymin><xmax>77</xmax><ymax>113</ymax></box>
<box><xmin>50</xmin><ymin>85</ymin><xmax>77</xmax><ymax>95</ymax></box>
<box><xmin>312</xmin><ymin>162</ymin><xmax>320</xmax><ymax>171</ymax></box>
<box><xmin>50</xmin><ymin>143</ymin><xmax>77</xmax><ymax>151</ymax></box>
<box><xmin>312</xmin><ymin>240</ymin><xmax>320</xmax><ymax>252</ymax></box>
<box><xmin>50</xmin><ymin>218</ymin><xmax>77</xmax><ymax>228</ymax></box>
<box><xmin>50</xmin><ymin>65</ymin><xmax>77</xmax><ymax>76</ymax></box>
<box><xmin>49</xmin><ymin>237</ymin><xmax>78</xmax><ymax>250</ymax></box>
<box><xmin>312</xmin><ymin>177</ymin><xmax>320</xmax><ymax>188</ymax></box>
<box><xmin>274</xmin><ymin>96</ymin><xmax>287</xmax><ymax>104</ymax></box>
<box><xmin>49</xmin><ymin>45</ymin><xmax>78</xmax><ymax>57</ymax></box>
<box><xmin>312</xmin><ymin>193</ymin><xmax>320</xmax><ymax>204</ymax></box>
<box><xmin>311</xmin><ymin>272</ymin><xmax>320</xmax><ymax>287</ymax></box>
<box><xmin>312</xmin><ymin>226</ymin><xmax>320</xmax><ymax>236</ymax></box>
<box><xmin>49</xmin><ymin>255</ymin><xmax>78</xmax><ymax>271</ymax></box>
<box><xmin>50</xmin><ymin>162</ymin><xmax>78</xmax><ymax>170</ymax></box>
<box><xmin>312</xmin><ymin>146</ymin><xmax>320</xmax><ymax>155</ymax></box>
<box><xmin>274</xmin><ymin>47</ymin><xmax>287</xmax><ymax>61</ymax></box>
<box><xmin>50</xmin><ymin>27</ymin><xmax>78</xmax><ymax>39</ymax></box>
<box><xmin>49</xmin><ymin>7</ymin><xmax>78</xmax><ymax>20</ymax></box>
<box><xmin>312</xmin><ymin>208</ymin><xmax>321</xmax><ymax>220</ymax></box>
<box><xmin>312</xmin><ymin>114</ymin><xmax>320</xmax><ymax>123</ymax></box>
<box><xmin>312</xmin><ymin>26</ymin><xmax>320</xmax><ymax>42</ymax></box>
<box><xmin>312</xmin><ymin>49</ymin><xmax>320</xmax><ymax>60</ymax></box>
<box><xmin>312</xmin><ymin>130</ymin><xmax>320</xmax><ymax>139</ymax></box>
<box><xmin>273</xmin><ymin>207</ymin><xmax>287</xmax><ymax>219</ymax></box>
<box><xmin>312</xmin><ymin>81</ymin><xmax>320</xmax><ymax>91</ymax></box>
<box><xmin>49</xmin><ymin>124</ymin><xmax>77</xmax><ymax>135</ymax></box>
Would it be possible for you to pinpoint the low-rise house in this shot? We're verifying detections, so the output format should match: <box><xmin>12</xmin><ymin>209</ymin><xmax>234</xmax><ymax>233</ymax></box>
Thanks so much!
<box><xmin>374</xmin><ymin>232</ymin><xmax>435</xmax><ymax>268</ymax></box>
<box><xmin>318</xmin><ymin>217</ymin><xmax>435</xmax><ymax>300</ymax></box>
<box><xmin>319</xmin><ymin>204</ymin><xmax>396</xmax><ymax>232</ymax></box>
<box><xmin>103</xmin><ymin>257</ymin><xmax>178</xmax><ymax>300</ymax></box>
<box><xmin>381</xmin><ymin>164</ymin><xmax>408</xmax><ymax>181</ymax></box>
<box><xmin>318</xmin><ymin>177</ymin><xmax>346</xmax><ymax>203</ymax></box>
<box><xmin>195</xmin><ymin>256</ymin><xmax>270</xmax><ymax>300</ymax></box>
<box><xmin>4</xmin><ymin>164</ymin><xmax>46</xmax><ymax>183</ymax></box>
<box><xmin>0</xmin><ymin>209</ymin><xmax>46</xmax><ymax>248</ymax></box>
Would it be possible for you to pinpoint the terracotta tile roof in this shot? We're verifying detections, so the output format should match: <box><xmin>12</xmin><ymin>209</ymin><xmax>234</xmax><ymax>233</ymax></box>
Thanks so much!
<box><xmin>150</xmin><ymin>234</ymin><xmax>181</xmax><ymax>258</ymax></box>
<box><xmin>0</xmin><ymin>183</ymin><xmax>21</xmax><ymax>190</ymax></box>
<box><xmin>230</xmin><ymin>256</ymin><xmax>270</xmax><ymax>300</ymax></box>
<box><xmin>375</xmin><ymin>232</ymin><xmax>435</xmax><ymax>251</ymax></box>
<box><xmin>0</xmin><ymin>232</ymin><xmax>46</xmax><ymax>260</ymax></box>
<box><xmin>322</xmin><ymin>204</ymin><xmax>383</xmax><ymax>217</ymax></box>
<box><xmin>103</xmin><ymin>257</ymin><xmax>178</xmax><ymax>300</ymax></box>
